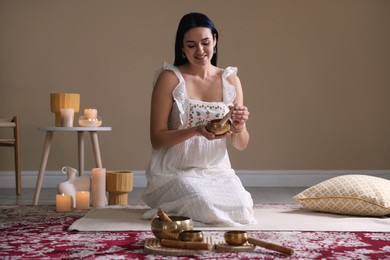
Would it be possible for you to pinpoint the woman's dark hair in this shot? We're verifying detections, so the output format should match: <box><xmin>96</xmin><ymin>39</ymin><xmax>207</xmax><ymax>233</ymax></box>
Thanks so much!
<box><xmin>174</xmin><ymin>12</ymin><xmax>219</xmax><ymax>66</ymax></box>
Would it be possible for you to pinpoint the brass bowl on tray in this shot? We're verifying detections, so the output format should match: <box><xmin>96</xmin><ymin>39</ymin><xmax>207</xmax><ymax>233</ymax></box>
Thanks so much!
<box><xmin>178</xmin><ymin>230</ymin><xmax>204</xmax><ymax>242</ymax></box>
<box><xmin>206</xmin><ymin>119</ymin><xmax>231</xmax><ymax>135</ymax></box>
<box><xmin>224</xmin><ymin>230</ymin><xmax>248</xmax><ymax>246</ymax></box>
<box><xmin>151</xmin><ymin>216</ymin><xmax>193</xmax><ymax>240</ymax></box>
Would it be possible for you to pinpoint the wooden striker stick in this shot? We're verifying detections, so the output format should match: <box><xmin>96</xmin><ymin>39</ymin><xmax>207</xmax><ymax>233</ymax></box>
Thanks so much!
<box><xmin>157</xmin><ymin>208</ymin><xmax>172</xmax><ymax>222</ymax></box>
<box><xmin>247</xmin><ymin>237</ymin><xmax>294</xmax><ymax>256</ymax></box>
<box><xmin>160</xmin><ymin>239</ymin><xmax>212</xmax><ymax>251</ymax></box>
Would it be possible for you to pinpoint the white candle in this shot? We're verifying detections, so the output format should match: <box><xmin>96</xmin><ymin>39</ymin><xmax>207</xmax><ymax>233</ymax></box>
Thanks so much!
<box><xmin>92</xmin><ymin>168</ymin><xmax>107</xmax><ymax>208</ymax></box>
<box><xmin>84</xmin><ymin>108</ymin><xmax>97</xmax><ymax>120</ymax></box>
<box><xmin>76</xmin><ymin>191</ymin><xmax>90</xmax><ymax>209</ymax></box>
<box><xmin>56</xmin><ymin>193</ymin><xmax>72</xmax><ymax>212</ymax></box>
<box><xmin>60</xmin><ymin>108</ymin><xmax>74</xmax><ymax>127</ymax></box>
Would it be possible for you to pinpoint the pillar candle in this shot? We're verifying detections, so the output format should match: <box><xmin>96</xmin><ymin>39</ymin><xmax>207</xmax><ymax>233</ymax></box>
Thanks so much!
<box><xmin>84</xmin><ymin>108</ymin><xmax>97</xmax><ymax>120</ymax></box>
<box><xmin>76</xmin><ymin>191</ymin><xmax>90</xmax><ymax>209</ymax></box>
<box><xmin>56</xmin><ymin>193</ymin><xmax>72</xmax><ymax>212</ymax></box>
<box><xmin>60</xmin><ymin>108</ymin><xmax>74</xmax><ymax>127</ymax></box>
<box><xmin>92</xmin><ymin>168</ymin><xmax>107</xmax><ymax>208</ymax></box>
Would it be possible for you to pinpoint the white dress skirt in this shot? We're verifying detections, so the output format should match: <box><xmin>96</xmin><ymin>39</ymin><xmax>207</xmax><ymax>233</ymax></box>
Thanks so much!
<box><xmin>141</xmin><ymin>63</ymin><xmax>256</xmax><ymax>226</ymax></box>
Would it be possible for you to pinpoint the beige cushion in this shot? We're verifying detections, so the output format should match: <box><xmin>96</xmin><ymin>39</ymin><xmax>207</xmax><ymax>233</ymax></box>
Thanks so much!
<box><xmin>293</xmin><ymin>175</ymin><xmax>390</xmax><ymax>216</ymax></box>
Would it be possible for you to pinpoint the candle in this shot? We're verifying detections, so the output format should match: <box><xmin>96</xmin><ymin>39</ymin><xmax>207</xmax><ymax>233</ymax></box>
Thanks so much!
<box><xmin>60</xmin><ymin>108</ymin><xmax>74</xmax><ymax>127</ymax></box>
<box><xmin>84</xmin><ymin>108</ymin><xmax>97</xmax><ymax>120</ymax></box>
<box><xmin>92</xmin><ymin>168</ymin><xmax>107</xmax><ymax>208</ymax></box>
<box><xmin>76</xmin><ymin>191</ymin><xmax>90</xmax><ymax>209</ymax></box>
<box><xmin>56</xmin><ymin>193</ymin><xmax>72</xmax><ymax>212</ymax></box>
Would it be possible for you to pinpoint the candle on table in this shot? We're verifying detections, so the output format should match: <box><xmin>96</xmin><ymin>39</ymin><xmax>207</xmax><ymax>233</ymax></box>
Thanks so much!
<box><xmin>76</xmin><ymin>191</ymin><xmax>90</xmax><ymax>209</ymax></box>
<box><xmin>60</xmin><ymin>108</ymin><xmax>74</xmax><ymax>127</ymax></box>
<box><xmin>84</xmin><ymin>108</ymin><xmax>97</xmax><ymax>120</ymax></box>
<box><xmin>92</xmin><ymin>168</ymin><xmax>107</xmax><ymax>208</ymax></box>
<box><xmin>56</xmin><ymin>193</ymin><xmax>72</xmax><ymax>212</ymax></box>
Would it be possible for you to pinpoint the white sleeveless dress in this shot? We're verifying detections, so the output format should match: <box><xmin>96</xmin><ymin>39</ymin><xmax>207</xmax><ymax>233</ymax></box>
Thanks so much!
<box><xmin>141</xmin><ymin>63</ymin><xmax>256</xmax><ymax>226</ymax></box>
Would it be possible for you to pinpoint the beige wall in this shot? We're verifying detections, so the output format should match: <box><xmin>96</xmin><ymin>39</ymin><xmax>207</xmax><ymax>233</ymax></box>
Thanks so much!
<box><xmin>1</xmin><ymin>0</ymin><xmax>389</xmax><ymax>173</ymax></box>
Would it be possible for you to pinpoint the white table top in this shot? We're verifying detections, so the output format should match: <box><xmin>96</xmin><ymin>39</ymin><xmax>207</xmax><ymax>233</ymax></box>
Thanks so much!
<box><xmin>38</xmin><ymin>126</ymin><xmax>112</xmax><ymax>132</ymax></box>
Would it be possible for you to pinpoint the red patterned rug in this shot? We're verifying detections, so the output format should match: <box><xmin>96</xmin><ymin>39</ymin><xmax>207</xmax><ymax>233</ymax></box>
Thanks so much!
<box><xmin>1</xmin><ymin>205</ymin><xmax>389</xmax><ymax>259</ymax></box>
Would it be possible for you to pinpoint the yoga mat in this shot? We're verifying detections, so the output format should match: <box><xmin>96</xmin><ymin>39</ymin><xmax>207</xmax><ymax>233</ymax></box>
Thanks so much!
<box><xmin>68</xmin><ymin>204</ymin><xmax>390</xmax><ymax>232</ymax></box>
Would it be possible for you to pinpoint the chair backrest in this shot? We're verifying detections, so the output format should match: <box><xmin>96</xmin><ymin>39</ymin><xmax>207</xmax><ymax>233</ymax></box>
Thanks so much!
<box><xmin>0</xmin><ymin>116</ymin><xmax>21</xmax><ymax>195</ymax></box>
<box><xmin>0</xmin><ymin>116</ymin><xmax>18</xmax><ymax>146</ymax></box>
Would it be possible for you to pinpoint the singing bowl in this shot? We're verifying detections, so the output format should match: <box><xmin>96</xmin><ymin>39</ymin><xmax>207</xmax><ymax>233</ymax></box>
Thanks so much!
<box><xmin>178</xmin><ymin>230</ymin><xmax>204</xmax><ymax>242</ymax></box>
<box><xmin>151</xmin><ymin>216</ymin><xmax>193</xmax><ymax>240</ymax></box>
<box><xmin>224</xmin><ymin>230</ymin><xmax>248</xmax><ymax>246</ymax></box>
<box><xmin>206</xmin><ymin>119</ymin><xmax>231</xmax><ymax>135</ymax></box>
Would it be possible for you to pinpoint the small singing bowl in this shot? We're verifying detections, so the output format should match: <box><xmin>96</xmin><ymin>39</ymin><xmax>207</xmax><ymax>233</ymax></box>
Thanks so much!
<box><xmin>206</xmin><ymin>119</ymin><xmax>231</xmax><ymax>135</ymax></box>
<box><xmin>224</xmin><ymin>230</ymin><xmax>248</xmax><ymax>246</ymax></box>
<box><xmin>151</xmin><ymin>216</ymin><xmax>193</xmax><ymax>240</ymax></box>
<box><xmin>178</xmin><ymin>230</ymin><xmax>204</xmax><ymax>242</ymax></box>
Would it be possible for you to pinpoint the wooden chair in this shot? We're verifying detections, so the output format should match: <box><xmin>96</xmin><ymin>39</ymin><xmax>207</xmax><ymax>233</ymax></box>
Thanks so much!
<box><xmin>0</xmin><ymin>116</ymin><xmax>21</xmax><ymax>195</ymax></box>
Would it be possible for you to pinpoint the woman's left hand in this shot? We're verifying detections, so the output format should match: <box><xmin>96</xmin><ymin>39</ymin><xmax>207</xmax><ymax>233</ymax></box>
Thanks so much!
<box><xmin>230</xmin><ymin>105</ymin><xmax>249</xmax><ymax>131</ymax></box>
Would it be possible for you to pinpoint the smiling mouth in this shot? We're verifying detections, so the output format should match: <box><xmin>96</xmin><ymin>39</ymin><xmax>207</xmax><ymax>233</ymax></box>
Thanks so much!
<box><xmin>195</xmin><ymin>54</ymin><xmax>207</xmax><ymax>60</ymax></box>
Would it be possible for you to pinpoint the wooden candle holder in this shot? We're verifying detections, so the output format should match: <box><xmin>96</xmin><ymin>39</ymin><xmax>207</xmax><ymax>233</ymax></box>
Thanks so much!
<box><xmin>106</xmin><ymin>171</ymin><xmax>133</xmax><ymax>205</ymax></box>
<box><xmin>50</xmin><ymin>93</ymin><xmax>80</xmax><ymax>127</ymax></box>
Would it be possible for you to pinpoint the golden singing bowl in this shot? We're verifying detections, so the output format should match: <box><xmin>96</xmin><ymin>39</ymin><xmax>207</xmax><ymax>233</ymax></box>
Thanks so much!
<box><xmin>178</xmin><ymin>230</ymin><xmax>204</xmax><ymax>242</ymax></box>
<box><xmin>151</xmin><ymin>216</ymin><xmax>193</xmax><ymax>240</ymax></box>
<box><xmin>206</xmin><ymin>119</ymin><xmax>231</xmax><ymax>135</ymax></box>
<box><xmin>224</xmin><ymin>230</ymin><xmax>248</xmax><ymax>246</ymax></box>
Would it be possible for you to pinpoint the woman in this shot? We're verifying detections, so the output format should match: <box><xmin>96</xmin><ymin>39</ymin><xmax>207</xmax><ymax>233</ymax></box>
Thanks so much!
<box><xmin>141</xmin><ymin>12</ymin><xmax>256</xmax><ymax>226</ymax></box>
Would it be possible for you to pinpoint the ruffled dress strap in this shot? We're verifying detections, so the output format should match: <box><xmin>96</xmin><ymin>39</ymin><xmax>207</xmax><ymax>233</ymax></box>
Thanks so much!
<box><xmin>154</xmin><ymin>62</ymin><xmax>188</xmax><ymax>128</ymax></box>
<box><xmin>222</xmin><ymin>66</ymin><xmax>238</xmax><ymax>105</ymax></box>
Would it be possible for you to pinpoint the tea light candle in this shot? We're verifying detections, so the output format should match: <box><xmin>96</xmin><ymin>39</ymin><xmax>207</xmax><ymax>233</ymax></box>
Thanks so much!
<box><xmin>76</xmin><ymin>191</ymin><xmax>90</xmax><ymax>209</ymax></box>
<box><xmin>60</xmin><ymin>108</ymin><xmax>74</xmax><ymax>127</ymax></box>
<box><xmin>84</xmin><ymin>108</ymin><xmax>97</xmax><ymax>120</ymax></box>
<box><xmin>92</xmin><ymin>168</ymin><xmax>107</xmax><ymax>208</ymax></box>
<box><xmin>56</xmin><ymin>193</ymin><xmax>72</xmax><ymax>212</ymax></box>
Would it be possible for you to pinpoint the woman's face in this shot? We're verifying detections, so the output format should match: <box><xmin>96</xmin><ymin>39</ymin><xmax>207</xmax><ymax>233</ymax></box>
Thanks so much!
<box><xmin>182</xmin><ymin>27</ymin><xmax>216</xmax><ymax>66</ymax></box>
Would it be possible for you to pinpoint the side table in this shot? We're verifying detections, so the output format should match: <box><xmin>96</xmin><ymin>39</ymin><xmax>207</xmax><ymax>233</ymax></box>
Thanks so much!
<box><xmin>32</xmin><ymin>126</ymin><xmax>112</xmax><ymax>205</ymax></box>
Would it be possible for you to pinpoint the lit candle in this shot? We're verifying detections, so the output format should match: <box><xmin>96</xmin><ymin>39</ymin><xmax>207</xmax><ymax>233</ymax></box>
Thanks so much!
<box><xmin>56</xmin><ymin>193</ymin><xmax>72</xmax><ymax>212</ymax></box>
<box><xmin>92</xmin><ymin>168</ymin><xmax>107</xmax><ymax>208</ymax></box>
<box><xmin>76</xmin><ymin>191</ymin><xmax>90</xmax><ymax>209</ymax></box>
<box><xmin>84</xmin><ymin>108</ymin><xmax>97</xmax><ymax>120</ymax></box>
<box><xmin>60</xmin><ymin>108</ymin><xmax>74</xmax><ymax>127</ymax></box>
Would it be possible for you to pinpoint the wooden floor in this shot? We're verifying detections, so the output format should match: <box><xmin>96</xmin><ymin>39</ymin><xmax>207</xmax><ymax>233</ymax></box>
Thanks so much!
<box><xmin>0</xmin><ymin>187</ymin><xmax>306</xmax><ymax>206</ymax></box>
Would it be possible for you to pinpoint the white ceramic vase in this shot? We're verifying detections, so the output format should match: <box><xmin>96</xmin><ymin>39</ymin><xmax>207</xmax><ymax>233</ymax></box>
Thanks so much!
<box><xmin>57</xmin><ymin>166</ymin><xmax>91</xmax><ymax>208</ymax></box>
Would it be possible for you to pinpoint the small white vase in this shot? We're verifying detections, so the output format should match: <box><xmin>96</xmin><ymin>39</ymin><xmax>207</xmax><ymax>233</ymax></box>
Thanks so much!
<box><xmin>57</xmin><ymin>166</ymin><xmax>91</xmax><ymax>208</ymax></box>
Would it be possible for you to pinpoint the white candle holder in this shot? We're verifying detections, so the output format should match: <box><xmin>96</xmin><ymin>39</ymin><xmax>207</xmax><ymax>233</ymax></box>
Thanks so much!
<box><xmin>78</xmin><ymin>116</ymin><xmax>102</xmax><ymax>127</ymax></box>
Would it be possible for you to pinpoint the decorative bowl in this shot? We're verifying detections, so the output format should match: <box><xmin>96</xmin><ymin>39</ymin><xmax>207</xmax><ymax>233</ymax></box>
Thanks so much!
<box><xmin>78</xmin><ymin>116</ymin><xmax>102</xmax><ymax>127</ymax></box>
<box><xmin>224</xmin><ymin>230</ymin><xmax>248</xmax><ymax>246</ymax></box>
<box><xmin>151</xmin><ymin>216</ymin><xmax>193</xmax><ymax>240</ymax></box>
<box><xmin>206</xmin><ymin>119</ymin><xmax>231</xmax><ymax>135</ymax></box>
<box><xmin>178</xmin><ymin>230</ymin><xmax>204</xmax><ymax>242</ymax></box>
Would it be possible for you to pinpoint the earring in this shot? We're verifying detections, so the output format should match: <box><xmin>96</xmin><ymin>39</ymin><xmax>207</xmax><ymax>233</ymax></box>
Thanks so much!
<box><xmin>213</xmin><ymin>48</ymin><xmax>216</xmax><ymax>54</ymax></box>
<box><xmin>182</xmin><ymin>52</ymin><xmax>186</xmax><ymax>59</ymax></box>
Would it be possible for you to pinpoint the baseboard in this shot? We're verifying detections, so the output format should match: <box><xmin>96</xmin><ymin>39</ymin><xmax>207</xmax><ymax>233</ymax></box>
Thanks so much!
<box><xmin>1</xmin><ymin>170</ymin><xmax>389</xmax><ymax>189</ymax></box>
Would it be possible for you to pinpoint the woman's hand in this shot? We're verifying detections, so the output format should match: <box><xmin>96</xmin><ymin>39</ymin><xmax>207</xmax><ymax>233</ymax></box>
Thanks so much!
<box><xmin>230</xmin><ymin>105</ymin><xmax>250</xmax><ymax>133</ymax></box>
<box><xmin>197</xmin><ymin>125</ymin><xmax>232</xmax><ymax>140</ymax></box>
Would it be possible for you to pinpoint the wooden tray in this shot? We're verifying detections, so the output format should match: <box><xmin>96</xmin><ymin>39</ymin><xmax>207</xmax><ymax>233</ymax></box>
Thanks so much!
<box><xmin>215</xmin><ymin>242</ymin><xmax>256</xmax><ymax>252</ymax></box>
<box><xmin>144</xmin><ymin>238</ymin><xmax>211</xmax><ymax>256</ymax></box>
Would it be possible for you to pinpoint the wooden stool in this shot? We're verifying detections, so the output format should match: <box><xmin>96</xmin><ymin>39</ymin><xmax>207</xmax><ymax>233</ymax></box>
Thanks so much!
<box><xmin>32</xmin><ymin>126</ymin><xmax>111</xmax><ymax>205</ymax></box>
<box><xmin>106</xmin><ymin>171</ymin><xmax>133</xmax><ymax>205</ymax></box>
